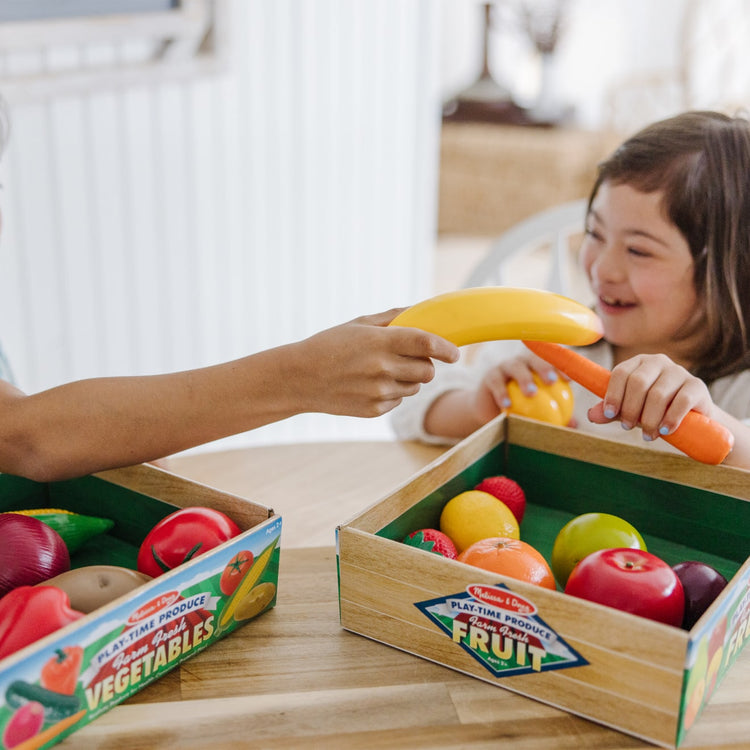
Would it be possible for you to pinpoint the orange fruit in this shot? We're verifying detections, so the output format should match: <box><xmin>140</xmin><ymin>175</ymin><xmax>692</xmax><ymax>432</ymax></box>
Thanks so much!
<box><xmin>457</xmin><ymin>537</ymin><xmax>556</xmax><ymax>590</ymax></box>
<box><xmin>505</xmin><ymin>374</ymin><xmax>574</xmax><ymax>426</ymax></box>
<box><xmin>545</xmin><ymin>377</ymin><xmax>574</xmax><ymax>424</ymax></box>
<box><xmin>439</xmin><ymin>490</ymin><xmax>520</xmax><ymax>553</ymax></box>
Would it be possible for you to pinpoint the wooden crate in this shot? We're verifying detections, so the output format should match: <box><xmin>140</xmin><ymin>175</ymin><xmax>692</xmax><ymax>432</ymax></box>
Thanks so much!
<box><xmin>0</xmin><ymin>463</ymin><xmax>282</xmax><ymax>748</ymax></box>
<box><xmin>337</xmin><ymin>416</ymin><xmax>750</xmax><ymax>748</ymax></box>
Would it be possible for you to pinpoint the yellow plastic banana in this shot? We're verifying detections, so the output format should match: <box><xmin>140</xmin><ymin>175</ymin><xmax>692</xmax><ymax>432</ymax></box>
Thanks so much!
<box><xmin>389</xmin><ymin>287</ymin><xmax>603</xmax><ymax>346</ymax></box>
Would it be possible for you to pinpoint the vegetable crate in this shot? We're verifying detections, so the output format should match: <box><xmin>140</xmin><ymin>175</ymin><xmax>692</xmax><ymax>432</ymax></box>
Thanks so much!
<box><xmin>336</xmin><ymin>415</ymin><xmax>750</xmax><ymax>748</ymax></box>
<box><xmin>0</xmin><ymin>463</ymin><xmax>281</xmax><ymax>749</ymax></box>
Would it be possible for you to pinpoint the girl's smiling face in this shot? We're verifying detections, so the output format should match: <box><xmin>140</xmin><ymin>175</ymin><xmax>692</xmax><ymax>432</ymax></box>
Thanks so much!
<box><xmin>580</xmin><ymin>181</ymin><xmax>704</xmax><ymax>366</ymax></box>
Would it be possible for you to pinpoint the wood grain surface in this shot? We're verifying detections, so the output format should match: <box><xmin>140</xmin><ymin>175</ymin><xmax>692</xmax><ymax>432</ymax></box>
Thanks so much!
<box><xmin>55</xmin><ymin>441</ymin><xmax>750</xmax><ymax>749</ymax></box>
<box><xmin>164</xmin><ymin>441</ymin><xmax>448</xmax><ymax>549</ymax></box>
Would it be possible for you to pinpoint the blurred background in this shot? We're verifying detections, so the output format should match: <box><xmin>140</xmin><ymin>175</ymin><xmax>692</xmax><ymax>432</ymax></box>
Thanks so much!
<box><xmin>0</xmin><ymin>0</ymin><xmax>747</xmax><ymax>452</ymax></box>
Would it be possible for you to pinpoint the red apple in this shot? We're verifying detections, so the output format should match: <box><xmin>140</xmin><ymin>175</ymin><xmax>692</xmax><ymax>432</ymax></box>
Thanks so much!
<box><xmin>672</xmin><ymin>561</ymin><xmax>728</xmax><ymax>630</ymax></box>
<box><xmin>565</xmin><ymin>548</ymin><xmax>685</xmax><ymax>627</ymax></box>
<box><xmin>474</xmin><ymin>476</ymin><xmax>526</xmax><ymax>523</ymax></box>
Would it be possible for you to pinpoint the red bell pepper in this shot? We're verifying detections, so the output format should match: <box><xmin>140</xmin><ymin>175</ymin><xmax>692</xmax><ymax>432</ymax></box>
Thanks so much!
<box><xmin>41</xmin><ymin>645</ymin><xmax>84</xmax><ymax>695</ymax></box>
<box><xmin>0</xmin><ymin>587</ymin><xmax>84</xmax><ymax>661</ymax></box>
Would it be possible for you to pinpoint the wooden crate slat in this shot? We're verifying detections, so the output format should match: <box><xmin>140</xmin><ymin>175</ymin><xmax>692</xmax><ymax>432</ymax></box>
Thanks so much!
<box><xmin>340</xmin><ymin>599</ymin><xmax>679</xmax><ymax>747</ymax></box>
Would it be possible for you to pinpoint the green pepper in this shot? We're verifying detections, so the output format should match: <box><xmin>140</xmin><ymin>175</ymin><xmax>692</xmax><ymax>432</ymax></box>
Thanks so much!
<box><xmin>4</xmin><ymin>508</ymin><xmax>114</xmax><ymax>554</ymax></box>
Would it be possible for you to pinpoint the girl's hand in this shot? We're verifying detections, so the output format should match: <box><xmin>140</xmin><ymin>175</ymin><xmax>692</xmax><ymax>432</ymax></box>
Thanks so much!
<box><xmin>587</xmin><ymin>353</ymin><xmax>715</xmax><ymax>440</ymax></box>
<box><xmin>473</xmin><ymin>353</ymin><xmax>569</xmax><ymax>426</ymax></box>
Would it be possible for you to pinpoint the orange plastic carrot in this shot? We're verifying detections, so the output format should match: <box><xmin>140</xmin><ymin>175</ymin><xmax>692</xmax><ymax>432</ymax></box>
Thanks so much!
<box><xmin>523</xmin><ymin>340</ymin><xmax>734</xmax><ymax>465</ymax></box>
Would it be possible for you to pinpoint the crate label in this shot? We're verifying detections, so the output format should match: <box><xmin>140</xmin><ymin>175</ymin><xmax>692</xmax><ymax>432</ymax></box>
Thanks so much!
<box><xmin>0</xmin><ymin>521</ymin><xmax>281</xmax><ymax>749</ymax></box>
<box><xmin>80</xmin><ymin>587</ymin><xmax>221</xmax><ymax>712</ymax></box>
<box><xmin>415</xmin><ymin>583</ymin><xmax>587</xmax><ymax>678</ymax></box>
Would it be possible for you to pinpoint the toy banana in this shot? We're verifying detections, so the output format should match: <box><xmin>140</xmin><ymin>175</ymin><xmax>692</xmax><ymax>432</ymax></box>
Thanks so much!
<box><xmin>389</xmin><ymin>287</ymin><xmax>603</xmax><ymax>347</ymax></box>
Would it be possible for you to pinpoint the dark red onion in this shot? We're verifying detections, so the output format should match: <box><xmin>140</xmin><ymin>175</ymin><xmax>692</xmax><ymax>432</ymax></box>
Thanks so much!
<box><xmin>0</xmin><ymin>514</ymin><xmax>70</xmax><ymax>597</ymax></box>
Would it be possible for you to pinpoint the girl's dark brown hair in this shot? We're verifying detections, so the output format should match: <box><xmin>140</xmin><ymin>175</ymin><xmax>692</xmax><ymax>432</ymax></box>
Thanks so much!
<box><xmin>588</xmin><ymin>110</ymin><xmax>750</xmax><ymax>383</ymax></box>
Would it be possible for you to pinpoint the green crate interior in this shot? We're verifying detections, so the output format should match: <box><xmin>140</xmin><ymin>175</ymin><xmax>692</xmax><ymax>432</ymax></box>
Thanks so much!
<box><xmin>0</xmin><ymin>473</ymin><xmax>180</xmax><ymax>570</ymax></box>
<box><xmin>377</xmin><ymin>444</ymin><xmax>750</xmax><ymax>586</ymax></box>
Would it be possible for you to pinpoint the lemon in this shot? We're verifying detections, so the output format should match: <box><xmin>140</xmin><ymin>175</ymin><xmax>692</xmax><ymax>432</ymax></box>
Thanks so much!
<box><xmin>440</xmin><ymin>490</ymin><xmax>520</xmax><ymax>553</ymax></box>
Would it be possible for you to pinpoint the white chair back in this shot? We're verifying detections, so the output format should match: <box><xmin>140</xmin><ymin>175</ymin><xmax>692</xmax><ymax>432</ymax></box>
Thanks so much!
<box><xmin>463</xmin><ymin>199</ymin><xmax>589</xmax><ymax>299</ymax></box>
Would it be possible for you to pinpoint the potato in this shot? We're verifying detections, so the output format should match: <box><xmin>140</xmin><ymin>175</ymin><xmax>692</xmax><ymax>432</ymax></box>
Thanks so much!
<box><xmin>43</xmin><ymin>565</ymin><xmax>152</xmax><ymax>613</ymax></box>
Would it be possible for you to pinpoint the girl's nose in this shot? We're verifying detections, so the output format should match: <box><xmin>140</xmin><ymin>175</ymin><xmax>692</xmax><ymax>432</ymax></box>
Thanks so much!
<box><xmin>589</xmin><ymin>243</ymin><xmax>624</xmax><ymax>284</ymax></box>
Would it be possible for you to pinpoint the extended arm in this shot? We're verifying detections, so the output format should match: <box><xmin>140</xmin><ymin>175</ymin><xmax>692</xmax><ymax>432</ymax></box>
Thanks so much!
<box><xmin>0</xmin><ymin>310</ymin><xmax>458</xmax><ymax>481</ymax></box>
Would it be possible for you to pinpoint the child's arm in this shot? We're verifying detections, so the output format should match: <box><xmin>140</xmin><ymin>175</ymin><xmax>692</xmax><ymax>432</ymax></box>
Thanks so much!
<box><xmin>0</xmin><ymin>309</ymin><xmax>458</xmax><ymax>481</ymax></box>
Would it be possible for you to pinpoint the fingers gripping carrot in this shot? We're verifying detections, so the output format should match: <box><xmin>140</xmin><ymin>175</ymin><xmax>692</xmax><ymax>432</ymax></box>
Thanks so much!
<box><xmin>523</xmin><ymin>341</ymin><xmax>734</xmax><ymax>465</ymax></box>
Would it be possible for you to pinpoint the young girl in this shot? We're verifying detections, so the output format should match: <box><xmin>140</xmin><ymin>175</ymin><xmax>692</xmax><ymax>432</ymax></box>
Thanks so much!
<box><xmin>0</xmin><ymin>97</ymin><xmax>459</xmax><ymax>482</ymax></box>
<box><xmin>392</xmin><ymin>111</ymin><xmax>750</xmax><ymax>470</ymax></box>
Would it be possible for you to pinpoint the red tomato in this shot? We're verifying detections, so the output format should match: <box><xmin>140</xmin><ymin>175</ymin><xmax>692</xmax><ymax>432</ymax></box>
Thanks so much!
<box><xmin>219</xmin><ymin>550</ymin><xmax>254</xmax><ymax>595</ymax></box>
<box><xmin>564</xmin><ymin>548</ymin><xmax>684</xmax><ymax>627</ymax></box>
<box><xmin>137</xmin><ymin>507</ymin><xmax>242</xmax><ymax>578</ymax></box>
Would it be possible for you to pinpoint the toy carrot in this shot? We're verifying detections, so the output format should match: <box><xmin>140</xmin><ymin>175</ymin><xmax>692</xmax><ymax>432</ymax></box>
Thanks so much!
<box><xmin>523</xmin><ymin>340</ymin><xmax>734</xmax><ymax>465</ymax></box>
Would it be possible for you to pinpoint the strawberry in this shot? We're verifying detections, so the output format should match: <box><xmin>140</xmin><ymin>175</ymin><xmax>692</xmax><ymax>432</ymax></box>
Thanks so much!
<box><xmin>474</xmin><ymin>475</ymin><xmax>526</xmax><ymax>523</ymax></box>
<box><xmin>403</xmin><ymin>528</ymin><xmax>458</xmax><ymax>559</ymax></box>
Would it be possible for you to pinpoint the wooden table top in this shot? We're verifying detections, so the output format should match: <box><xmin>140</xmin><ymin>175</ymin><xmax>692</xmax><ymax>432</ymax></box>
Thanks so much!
<box><xmin>58</xmin><ymin>441</ymin><xmax>750</xmax><ymax>749</ymax></box>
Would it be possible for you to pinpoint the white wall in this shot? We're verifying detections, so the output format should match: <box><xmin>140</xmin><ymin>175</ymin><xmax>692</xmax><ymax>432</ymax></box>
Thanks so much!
<box><xmin>0</xmin><ymin>0</ymin><xmax>442</xmax><ymax>449</ymax></box>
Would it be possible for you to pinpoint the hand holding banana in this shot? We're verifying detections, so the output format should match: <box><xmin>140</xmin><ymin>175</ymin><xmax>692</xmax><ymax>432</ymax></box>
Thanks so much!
<box><xmin>389</xmin><ymin>287</ymin><xmax>604</xmax><ymax>347</ymax></box>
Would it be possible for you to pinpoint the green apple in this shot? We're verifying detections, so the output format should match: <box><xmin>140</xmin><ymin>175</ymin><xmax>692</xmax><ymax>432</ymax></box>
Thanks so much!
<box><xmin>551</xmin><ymin>512</ymin><xmax>646</xmax><ymax>587</ymax></box>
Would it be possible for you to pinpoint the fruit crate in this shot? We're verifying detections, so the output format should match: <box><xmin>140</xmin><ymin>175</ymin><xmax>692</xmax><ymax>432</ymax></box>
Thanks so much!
<box><xmin>336</xmin><ymin>415</ymin><xmax>750</xmax><ymax>748</ymax></box>
<box><xmin>0</xmin><ymin>463</ymin><xmax>282</xmax><ymax>749</ymax></box>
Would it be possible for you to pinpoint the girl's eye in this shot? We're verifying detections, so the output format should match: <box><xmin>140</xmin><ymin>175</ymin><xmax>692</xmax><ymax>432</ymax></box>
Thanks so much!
<box><xmin>584</xmin><ymin>227</ymin><xmax>603</xmax><ymax>242</ymax></box>
<box><xmin>627</xmin><ymin>246</ymin><xmax>651</xmax><ymax>258</ymax></box>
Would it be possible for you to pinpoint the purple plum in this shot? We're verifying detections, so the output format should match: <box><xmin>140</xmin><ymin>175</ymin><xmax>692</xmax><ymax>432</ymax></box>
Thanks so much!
<box><xmin>672</xmin><ymin>561</ymin><xmax>728</xmax><ymax>630</ymax></box>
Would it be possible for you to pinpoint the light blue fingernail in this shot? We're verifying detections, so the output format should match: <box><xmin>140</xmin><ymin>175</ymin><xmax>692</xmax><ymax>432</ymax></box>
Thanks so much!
<box><xmin>604</xmin><ymin>406</ymin><xmax>616</xmax><ymax>419</ymax></box>
<box><xmin>659</xmin><ymin>425</ymin><xmax>670</xmax><ymax>435</ymax></box>
<box><xmin>643</xmin><ymin>434</ymin><xmax>653</xmax><ymax>442</ymax></box>
<box><xmin>501</xmin><ymin>397</ymin><xmax>511</xmax><ymax>408</ymax></box>
<box><xmin>621</xmin><ymin>421</ymin><xmax>632</xmax><ymax>431</ymax></box>
<box><xmin>544</xmin><ymin>371</ymin><xmax>558</xmax><ymax>383</ymax></box>
<box><xmin>526</xmin><ymin>384</ymin><xmax>538</xmax><ymax>395</ymax></box>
